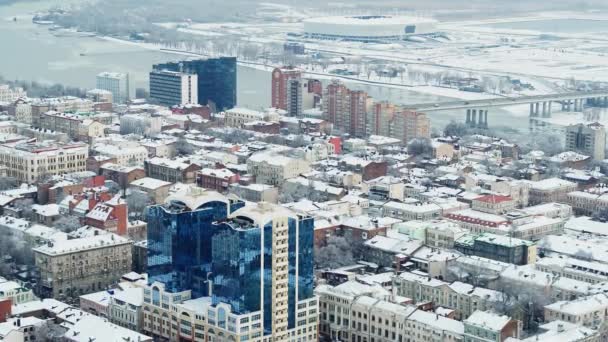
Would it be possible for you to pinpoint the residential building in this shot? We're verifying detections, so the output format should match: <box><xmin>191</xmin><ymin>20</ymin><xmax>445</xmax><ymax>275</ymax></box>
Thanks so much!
<box><xmin>65</xmin><ymin>315</ymin><xmax>152</xmax><ymax>342</ymax></box>
<box><xmin>84</xmin><ymin>195</ymin><xmax>129</xmax><ymax>236</ymax></box>
<box><xmin>224</xmin><ymin>107</ymin><xmax>268</xmax><ymax>128</ymax></box>
<box><xmin>109</xmin><ymin>287</ymin><xmax>144</xmax><ymax>332</ymax></box>
<box><xmin>92</xmin><ymin>142</ymin><xmax>149</xmax><ymax>167</ymax></box>
<box><xmin>144</xmin><ymin>157</ymin><xmax>202</xmax><ymax>183</ymax></box>
<box><xmin>271</xmin><ymin>66</ymin><xmax>301</xmax><ymax>114</ymax></box>
<box><xmin>393</xmin><ymin>271</ymin><xmax>507</xmax><ymax>320</ymax></box>
<box><xmin>0</xmin><ymin>84</ymin><xmax>26</xmax><ymax>102</ymax></box>
<box><xmin>0</xmin><ymin>317</ymin><xmax>46</xmax><ymax>342</ymax></box>
<box><xmin>339</xmin><ymin>155</ymin><xmax>388</xmax><ymax>181</ymax></box>
<box><xmin>383</xmin><ymin>201</ymin><xmax>442</xmax><ymax>221</ymax></box>
<box><xmin>535</xmin><ymin>256</ymin><xmax>608</xmax><ymax>284</ymax></box>
<box><xmin>7</xmin><ymin>98</ymin><xmax>32</xmax><ymax>124</ymax></box>
<box><xmin>366</xmin><ymin>102</ymin><xmax>430</xmax><ymax>143</ymax></box>
<box><xmin>565</xmin><ymin>190</ymin><xmax>608</xmax><ymax>216</ymax></box>
<box><xmin>544</xmin><ymin>293</ymin><xmax>608</xmax><ymax>332</ymax></box>
<box><xmin>454</xmin><ymin>233</ymin><xmax>537</xmax><ymax>265</ymax></box>
<box><xmin>471</xmin><ymin>195</ymin><xmax>517</xmax><ymax>215</ymax></box>
<box><xmin>196</xmin><ymin>168</ymin><xmax>239</xmax><ymax>193</ymax></box>
<box><xmin>149</xmin><ymin>70</ymin><xmax>198</xmax><ymax>107</ymax></box>
<box><xmin>33</xmin><ymin>231</ymin><xmax>132</xmax><ymax>300</ymax></box>
<box><xmin>129</xmin><ymin>177</ymin><xmax>172</xmax><ymax>204</ymax></box>
<box><xmin>528</xmin><ymin>178</ymin><xmax>578</xmax><ymax>205</ymax></box>
<box><xmin>229</xmin><ymin>183</ymin><xmax>279</xmax><ymax>203</ymax></box>
<box><xmin>0</xmin><ymin>141</ymin><xmax>88</xmax><ymax>183</ymax></box>
<box><xmin>509</xmin><ymin>321</ymin><xmax>599</xmax><ymax>342</ymax></box>
<box><xmin>323</xmin><ymin>80</ymin><xmax>370</xmax><ymax>137</ymax></box>
<box><xmin>463</xmin><ymin>310</ymin><xmax>521</xmax><ymax>342</ymax></box>
<box><xmin>0</xmin><ymin>281</ymin><xmax>36</xmax><ymax>305</ymax></box>
<box><xmin>565</xmin><ymin>122</ymin><xmax>606</xmax><ymax>161</ymax></box>
<box><xmin>100</xmin><ymin>163</ymin><xmax>145</xmax><ymax>189</ymax></box>
<box><xmin>316</xmin><ymin>281</ymin><xmax>464</xmax><ymax>342</ymax></box>
<box><xmin>247</xmin><ymin>151</ymin><xmax>311</xmax><ymax>186</ymax></box>
<box><xmin>119</xmin><ymin>113</ymin><xmax>163</xmax><ymax>137</ymax></box>
<box><xmin>425</xmin><ymin>220</ymin><xmax>468</xmax><ymax>249</ymax></box>
<box><xmin>96</xmin><ymin>72</ymin><xmax>130</xmax><ymax>104</ymax></box>
<box><xmin>154</xmin><ymin>57</ymin><xmax>237</xmax><ymax>110</ymax></box>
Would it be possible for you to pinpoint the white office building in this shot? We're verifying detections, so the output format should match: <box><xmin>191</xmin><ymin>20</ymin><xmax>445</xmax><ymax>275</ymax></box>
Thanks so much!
<box><xmin>96</xmin><ymin>72</ymin><xmax>130</xmax><ymax>104</ymax></box>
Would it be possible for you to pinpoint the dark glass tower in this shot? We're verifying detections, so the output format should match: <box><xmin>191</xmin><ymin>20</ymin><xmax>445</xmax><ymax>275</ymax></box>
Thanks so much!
<box><xmin>146</xmin><ymin>187</ymin><xmax>244</xmax><ymax>297</ymax></box>
<box><xmin>153</xmin><ymin>57</ymin><xmax>237</xmax><ymax>111</ymax></box>
<box><xmin>209</xmin><ymin>203</ymin><xmax>314</xmax><ymax>336</ymax></box>
<box><xmin>146</xmin><ymin>194</ymin><xmax>315</xmax><ymax>338</ymax></box>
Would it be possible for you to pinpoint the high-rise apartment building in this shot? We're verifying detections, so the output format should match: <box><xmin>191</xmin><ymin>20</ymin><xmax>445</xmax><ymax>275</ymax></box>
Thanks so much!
<box><xmin>366</xmin><ymin>102</ymin><xmax>431</xmax><ymax>143</ymax></box>
<box><xmin>271</xmin><ymin>66</ymin><xmax>302</xmax><ymax>115</ymax></box>
<box><xmin>367</xmin><ymin>101</ymin><xmax>397</xmax><ymax>137</ymax></box>
<box><xmin>154</xmin><ymin>57</ymin><xmax>237</xmax><ymax>111</ymax></box>
<box><xmin>96</xmin><ymin>72</ymin><xmax>130</xmax><ymax>104</ymax></box>
<box><xmin>146</xmin><ymin>187</ymin><xmax>317</xmax><ymax>340</ymax></box>
<box><xmin>149</xmin><ymin>70</ymin><xmax>198</xmax><ymax>107</ymax></box>
<box><xmin>323</xmin><ymin>80</ymin><xmax>370</xmax><ymax>137</ymax></box>
<box><xmin>565</xmin><ymin>122</ymin><xmax>606</xmax><ymax>160</ymax></box>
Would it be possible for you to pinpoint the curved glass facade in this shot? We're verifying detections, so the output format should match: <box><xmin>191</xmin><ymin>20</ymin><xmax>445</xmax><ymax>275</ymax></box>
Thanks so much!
<box><xmin>147</xmin><ymin>200</ymin><xmax>315</xmax><ymax>337</ymax></box>
<box><xmin>146</xmin><ymin>199</ymin><xmax>245</xmax><ymax>297</ymax></box>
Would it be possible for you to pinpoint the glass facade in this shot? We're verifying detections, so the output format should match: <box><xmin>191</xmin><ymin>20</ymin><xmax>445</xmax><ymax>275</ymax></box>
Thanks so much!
<box><xmin>146</xmin><ymin>198</ymin><xmax>244</xmax><ymax>297</ymax></box>
<box><xmin>147</xmin><ymin>199</ymin><xmax>315</xmax><ymax>337</ymax></box>
<box><xmin>153</xmin><ymin>57</ymin><xmax>237</xmax><ymax>111</ymax></box>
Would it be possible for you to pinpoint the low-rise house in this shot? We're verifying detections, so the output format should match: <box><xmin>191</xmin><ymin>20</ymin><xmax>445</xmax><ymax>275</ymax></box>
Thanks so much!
<box><xmin>528</xmin><ymin>178</ymin><xmax>578</xmax><ymax>205</ymax></box>
<box><xmin>0</xmin><ymin>280</ymin><xmax>36</xmax><ymax>305</ymax></box>
<box><xmin>463</xmin><ymin>310</ymin><xmax>521</xmax><ymax>342</ymax></box>
<box><xmin>471</xmin><ymin>194</ymin><xmax>517</xmax><ymax>215</ymax></box>
<box><xmin>229</xmin><ymin>183</ymin><xmax>279</xmax><ymax>203</ymax></box>
<box><xmin>544</xmin><ymin>293</ymin><xmax>608</xmax><ymax>332</ymax></box>
<box><xmin>129</xmin><ymin>177</ymin><xmax>172</xmax><ymax>204</ymax></box>
<box><xmin>144</xmin><ymin>157</ymin><xmax>202</xmax><ymax>183</ymax></box>
<box><xmin>197</xmin><ymin>168</ymin><xmax>240</xmax><ymax>193</ymax></box>
<box><xmin>455</xmin><ymin>233</ymin><xmax>537</xmax><ymax>265</ymax></box>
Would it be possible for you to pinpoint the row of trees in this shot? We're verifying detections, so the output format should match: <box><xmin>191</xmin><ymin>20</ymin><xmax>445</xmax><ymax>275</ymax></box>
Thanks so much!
<box><xmin>0</xmin><ymin>75</ymin><xmax>87</xmax><ymax>98</ymax></box>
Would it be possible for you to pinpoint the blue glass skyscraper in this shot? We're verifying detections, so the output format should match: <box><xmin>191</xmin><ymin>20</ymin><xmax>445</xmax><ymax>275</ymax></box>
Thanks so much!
<box><xmin>146</xmin><ymin>187</ymin><xmax>244</xmax><ymax>297</ymax></box>
<box><xmin>153</xmin><ymin>57</ymin><xmax>237</xmax><ymax>111</ymax></box>
<box><xmin>146</xmin><ymin>191</ymin><xmax>316</xmax><ymax>339</ymax></box>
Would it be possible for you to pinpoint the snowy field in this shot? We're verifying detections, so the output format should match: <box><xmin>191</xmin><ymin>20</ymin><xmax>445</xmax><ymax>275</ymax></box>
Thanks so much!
<box><xmin>150</xmin><ymin>11</ymin><xmax>608</xmax><ymax>103</ymax></box>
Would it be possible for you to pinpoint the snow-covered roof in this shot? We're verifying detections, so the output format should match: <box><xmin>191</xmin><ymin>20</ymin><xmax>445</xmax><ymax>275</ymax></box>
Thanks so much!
<box><xmin>64</xmin><ymin>316</ymin><xmax>152</xmax><ymax>342</ymax></box>
<box><xmin>130</xmin><ymin>177</ymin><xmax>172</xmax><ymax>190</ymax></box>
<box><xmin>545</xmin><ymin>293</ymin><xmax>608</xmax><ymax>315</ymax></box>
<box><xmin>464</xmin><ymin>310</ymin><xmax>512</xmax><ymax>331</ymax></box>
<box><xmin>529</xmin><ymin>178</ymin><xmax>576</xmax><ymax>191</ymax></box>
<box><xmin>33</xmin><ymin>233</ymin><xmax>130</xmax><ymax>256</ymax></box>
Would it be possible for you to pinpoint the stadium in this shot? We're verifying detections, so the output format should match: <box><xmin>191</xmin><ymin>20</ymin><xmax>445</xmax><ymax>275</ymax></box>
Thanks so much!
<box><xmin>302</xmin><ymin>15</ymin><xmax>438</xmax><ymax>42</ymax></box>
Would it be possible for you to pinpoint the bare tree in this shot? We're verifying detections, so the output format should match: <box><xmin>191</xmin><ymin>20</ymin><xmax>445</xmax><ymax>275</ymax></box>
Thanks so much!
<box><xmin>33</xmin><ymin>321</ymin><xmax>66</xmax><ymax>342</ymax></box>
<box><xmin>13</xmin><ymin>198</ymin><xmax>35</xmax><ymax>220</ymax></box>
<box><xmin>314</xmin><ymin>236</ymin><xmax>355</xmax><ymax>269</ymax></box>
<box><xmin>444</xmin><ymin>121</ymin><xmax>469</xmax><ymax>137</ymax></box>
<box><xmin>407</xmin><ymin>138</ymin><xmax>433</xmax><ymax>157</ymax></box>
<box><xmin>175</xmin><ymin>137</ymin><xmax>195</xmax><ymax>156</ymax></box>
<box><xmin>54</xmin><ymin>215</ymin><xmax>82</xmax><ymax>233</ymax></box>
<box><xmin>127</xmin><ymin>189</ymin><xmax>152</xmax><ymax>220</ymax></box>
<box><xmin>0</xmin><ymin>177</ymin><xmax>18</xmax><ymax>191</ymax></box>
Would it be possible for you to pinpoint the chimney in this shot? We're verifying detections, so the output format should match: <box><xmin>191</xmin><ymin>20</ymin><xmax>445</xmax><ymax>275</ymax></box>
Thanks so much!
<box><xmin>557</xmin><ymin>323</ymin><xmax>564</xmax><ymax>333</ymax></box>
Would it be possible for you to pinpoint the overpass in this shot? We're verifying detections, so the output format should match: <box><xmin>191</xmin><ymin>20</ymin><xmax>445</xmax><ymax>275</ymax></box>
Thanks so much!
<box><xmin>406</xmin><ymin>90</ymin><xmax>608</xmax><ymax>128</ymax></box>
